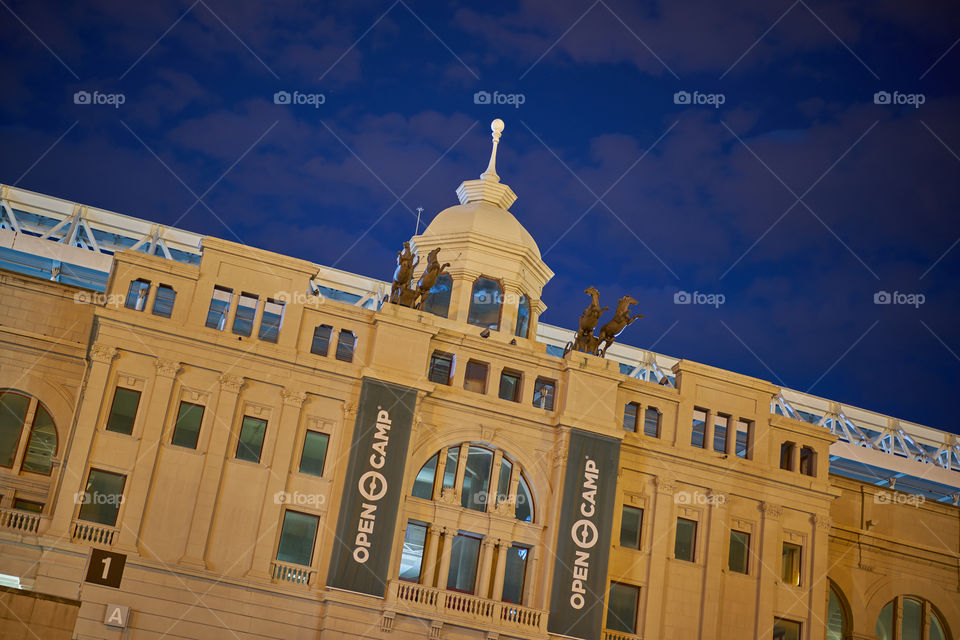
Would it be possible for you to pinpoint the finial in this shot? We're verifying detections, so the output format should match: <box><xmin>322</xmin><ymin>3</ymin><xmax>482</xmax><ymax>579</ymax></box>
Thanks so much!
<box><xmin>480</xmin><ymin>118</ymin><xmax>505</xmax><ymax>183</ymax></box>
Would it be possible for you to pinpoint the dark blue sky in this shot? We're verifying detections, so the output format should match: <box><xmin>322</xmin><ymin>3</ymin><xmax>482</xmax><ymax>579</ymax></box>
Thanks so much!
<box><xmin>2</xmin><ymin>1</ymin><xmax>959</xmax><ymax>433</ymax></box>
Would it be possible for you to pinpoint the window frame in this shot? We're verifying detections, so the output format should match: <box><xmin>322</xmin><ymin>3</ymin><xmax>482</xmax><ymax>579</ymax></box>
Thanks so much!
<box><xmin>298</xmin><ymin>429</ymin><xmax>330</xmax><ymax>477</ymax></box>
<box><xmin>643</xmin><ymin>406</ymin><xmax>661</xmax><ymax>438</ymax></box>
<box><xmin>235</xmin><ymin>415</ymin><xmax>268</xmax><ymax>463</ymax></box>
<box><xmin>20</xmin><ymin>401</ymin><xmax>58</xmax><ymax>476</ymax></box>
<box><xmin>532</xmin><ymin>377</ymin><xmax>555</xmax><ymax>411</ymax></box>
<box><xmin>463</xmin><ymin>360</ymin><xmax>489</xmax><ymax>394</ymax></box>
<box><xmin>274</xmin><ymin>508</ymin><xmax>320</xmax><ymax>567</ymax></box>
<box><xmin>335</xmin><ymin>330</ymin><xmax>356</xmax><ymax>362</ymax></box>
<box><xmin>205</xmin><ymin>285</ymin><xmax>233</xmax><ymax>331</ymax></box>
<box><xmin>728</xmin><ymin>529</ymin><xmax>751</xmax><ymax>574</ymax></box>
<box><xmin>105</xmin><ymin>386</ymin><xmax>141</xmax><ymax>436</ymax></box>
<box><xmin>606</xmin><ymin>581</ymin><xmax>641</xmax><ymax>634</ymax></box>
<box><xmin>497</xmin><ymin>369</ymin><xmax>522</xmax><ymax>402</ymax></box>
<box><xmin>428</xmin><ymin>351</ymin><xmax>455</xmax><ymax>386</ymax></box>
<box><xmin>0</xmin><ymin>391</ymin><xmax>30</xmax><ymax>469</ymax></box>
<box><xmin>124</xmin><ymin>278</ymin><xmax>150</xmax><ymax>311</ymax></box>
<box><xmin>619</xmin><ymin>505</ymin><xmax>643</xmax><ymax>550</ymax></box>
<box><xmin>622</xmin><ymin>402</ymin><xmax>639</xmax><ymax>432</ymax></box>
<box><xmin>311</xmin><ymin>324</ymin><xmax>333</xmax><ymax>356</ymax></box>
<box><xmin>76</xmin><ymin>467</ymin><xmax>127</xmax><ymax>527</ymax></box>
<box><xmin>151</xmin><ymin>283</ymin><xmax>176</xmax><ymax>318</ymax></box>
<box><xmin>466</xmin><ymin>275</ymin><xmax>504</xmax><ymax>331</ymax></box>
<box><xmin>674</xmin><ymin>517</ymin><xmax>698</xmax><ymax>562</ymax></box>
<box><xmin>781</xmin><ymin>541</ymin><xmax>802</xmax><ymax>587</ymax></box>
<box><xmin>232</xmin><ymin>292</ymin><xmax>260</xmax><ymax>337</ymax></box>
<box><xmin>170</xmin><ymin>400</ymin><xmax>205</xmax><ymax>450</ymax></box>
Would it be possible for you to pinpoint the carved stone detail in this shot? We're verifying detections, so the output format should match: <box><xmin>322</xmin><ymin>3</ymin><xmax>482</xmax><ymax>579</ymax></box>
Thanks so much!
<box><xmin>90</xmin><ymin>344</ymin><xmax>118</xmax><ymax>364</ymax></box>
<box><xmin>439</xmin><ymin>488</ymin><xmax>461</xmax><ymax>506</ymax></box>
<box><xmin>218</xmin><ymin>374</ymin><xmax>245</xmax><ymax>393</ymax></box>
<box><xmin>760</xmin><ymin>501</ymin><xmax>783</xmax><ymax>519</ymax></box>
<box><xmin>493</xmin><ymin>499</ymin><xmax>515</xmax><ymax>518</ymax></box>
<box><xmin>380</xmin><ymin>611</ymin><xmax>395</xmax><ymax>632</ymax></box>
<box><xmin>654</xmin><ymin>476</ymin><xmax>677</xmax><ymax>495</ymax></box>
<box><xmin>812</xmin><ymin>514</ymin><xmax>832</xmax><ymax>530</ymax></box>
<box><xmin>281</xmin><ymin>389</ymin><xmax>307</xmax><ymax>408</ymax></box>
<box><xmin>552</xmin><ymin>442</ymin><xmax>568</xmax><ymax>467</ymax></box>
<box><xmin>154</xmin><ymin>359</ymin><xmax>181</xmax><ymax>379</ymax></box>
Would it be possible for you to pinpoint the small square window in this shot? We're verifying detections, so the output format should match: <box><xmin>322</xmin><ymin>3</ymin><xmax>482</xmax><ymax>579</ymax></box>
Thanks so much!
<box><xmin>623</xmin><ymin>402</ymin><xmax>639</xmax><ymax>432</ymax></box>
<box><xmin>205</xmin><ymin>286</ymin><xmax>233</xmax><ymax>330</ymax></box>
<box><xmin>713</xmin><ymin>414</ymin><xmax>730</xmax><ymax>453</ymax></box>
<box><xmin>13</xmin><ymin>499</ymin><xmax>43</xmax><ymax>513</ymax></box>
<box><xmin>77</xmin><ymin>469</ymin><xmax>126</xmax><ymax>526</ymax></box>
<box><xmin>171</xmin><ymin>401</ymin><xmax>204</xmax><ymax>449</ymax></box>
<box><xmin>236</xmin><ymin>416</ymin><xmax>267</xmax><ymax>463</ymax></box>
<box><xmin>299</xmin><ymin>431</ymin><xmax>329</xmax><ymax>477</ymax></box>
<box><xmin>532</xmin><ymin>378</ymin><xmax>555</xmax><ymax>411</ymax></box>
<box><xmin>498</xmin><ymin>369</ymin><xmax>522</xmax><ymax>402</ymax></box>
<box><xmin>799</xmin><ymin>446</ymin><xmax>816</xmax><ymax>477</ymax></box>
<box><xmin>311</xmin><ymin>325</ymin><xmax>332</xmax><ymax>356</ymax></box>
<box><xmin>106</xmin><ymin>387</ymin><xmax>141</xmax><ymax>435</ymax></box>
<box><xmin>735</xmin><ymin>419</ymin><xmax>752</xmax><ymax>459</ymax></box>
<box><xmin>233</xmin><ymin>293</ymin><xmax>259</xmax><ymax>337</ymax></box>
<box><xmin>258</xmin><ymin>298</ymin><xmax>284</xmax><ymax>342</ymax></box>
<box><xmin>729</xmin><ymin>530</ymin><xmax>750</xmax><ymax>574</ymax></box>
<box><xmin>124</xmin><ymin>279</ymin><xmax>150</xmax><ymax>311</ymax></box>
<box><xmin>463</xmin><ymin>361</ymin><xmax>488</xmax><ymax>394</ymax></box>
<box><xmin>620</xmin><ymin>505</ymin><xmax>643</xmax><ymax>549</ymax></box>
<box><xmin>691</xmin><ymin>408</ymin><xmax>707</xmax><ymax>448</ymax></box>
<box><xmin>428</xmin><ymin>352</ymin><xmax>455</xmax><ymax>385</ymax></box>
<box><xmin>152</xmin><ymin>284</ymin><xmax>176</xmax><ymax>318</ymax></box>
<box><xmin>276</xmin><ymin>510</ymin><xmax>319</xmax><ymax>566</ymax></box>
<box><xmin>643</xmin><ymin>407</ymin><xmax>661</xmax><ymax>438</ymax></box>
<box><xmin>675</xmin><ymin>517</ymin><xmax>697</xmax><ymax>562</ymax></box>
<box><xmin>780</xmin><ymin>442</ymin><xmax>795</xmax><ymax>471</ymax></box>
<box><xmin>336</xmin><ymin>330</ymin><xmax>356</xmax><ymax>362</ymax></box>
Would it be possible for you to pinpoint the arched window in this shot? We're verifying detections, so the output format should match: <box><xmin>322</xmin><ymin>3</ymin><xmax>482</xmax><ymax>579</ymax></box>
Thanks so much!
<box><xmin>467</xmin><ymin>277</ymin><xmax>502</xmax><ymax>331</ymax></box>
<box><xmin>827</xmin><ymin>582</ymin><xmax>849</xmax><ymax>640</ymax></box>
<box><xmin>876</xmin><ymin>596</ymin><xmax>948</xmax><ymax>640</ymax></box>
<box><xmin>0</xmin><ymin>390</ymin><xmax>58</xmax><ymax>476</ymax></box>
<box><xmin>515</xmin><ymin>294</ymin><xmax>530</xmax><ymax>338</ymax></box>
<box><xmin>422</xmin><ymin>273</ymin><xmax>452</xmax><ymax>318</ymax></box>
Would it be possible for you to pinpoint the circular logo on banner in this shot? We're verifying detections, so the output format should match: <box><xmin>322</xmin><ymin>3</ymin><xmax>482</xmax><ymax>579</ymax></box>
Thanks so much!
<box><xmin>571</xmin><ymin>518</ymin><xmax>598</xmax><ymax>549</ymax></box>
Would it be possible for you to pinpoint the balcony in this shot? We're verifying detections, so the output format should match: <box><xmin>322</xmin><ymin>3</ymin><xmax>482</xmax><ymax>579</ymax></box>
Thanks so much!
<box><xmin>270</xmin><ymin>560</ymin><xmax>316</xmax><ymax>587</ymax></box>
<box><xmin>71</xmin><ymin>520</ymin><xmax>117</xmax><ymax>545</ymax></box>
<box><xmin>0</xmin><ymin>508</ymin><xmax>46</xmax><ymax>536</ymax></box>
<box><xmin>604</xmin><ymin>629</ymin><xmax>643</xmax><ymax>640</ymax></box>
<box><xmin>389</xmin><ymin>580</ymin><xmax>547</xmax><ymax>637</ymax></box>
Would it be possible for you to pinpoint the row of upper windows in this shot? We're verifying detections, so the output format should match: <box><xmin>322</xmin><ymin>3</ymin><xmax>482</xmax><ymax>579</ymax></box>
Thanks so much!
<box><xmin>780</xmin><ymin>441</ymin><xmax>817</xmax><ymax>477</ymax></box>
<box><xmin>309</xmin><ymin>325</ymin><xmax>356</xmax><ymax>363</ymax></box>
<box><xmin>205</xmin><ymin>285</ymin><xmax>285</xmax><ymax>343</ymax></box>
<box><xmin>622</xmin><ymin>402</ymin><xmax>662</xmax><ymax>437</ymax></box>
<box><xmin>125</xmin><ymin>279</ymin><xmax>176</xmax><ymax>317</ymax></box>
<box><xmin>428</xmin><ymin>351</ymin><xmax>556</xmax><ymax>411</ymax></box>
<box><xmin>415</xmin><ymin>274</ymin><xmax>532</xmax><ymax>338</ymax></box>
<box><xmin>691</xmin><ymin>407</ymin><xmax>755</xmax><ymax>460</ymax></box>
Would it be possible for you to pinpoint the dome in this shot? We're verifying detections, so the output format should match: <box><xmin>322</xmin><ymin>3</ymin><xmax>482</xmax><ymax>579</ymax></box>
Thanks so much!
<box><xmin>423</xmin><ymin>200</ymin><xmax>542</xmax><ymax>259</ymax></box>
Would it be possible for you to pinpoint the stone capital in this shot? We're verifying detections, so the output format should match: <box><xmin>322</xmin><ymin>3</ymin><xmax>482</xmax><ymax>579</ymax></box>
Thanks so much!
<box><xmin>218</xmin><ymin>374</ymin><xmax>245</xmax><ymax>393</ymax></box>
<box><xmin>154</xmin><ymin>359</ymin><xmax>181</xmax><ymax>379</ymax></box>
<box><xmin>281</xmin><ymin>389</ymin><xmax>307</xmax><ymax>408</ymax></box>
<box><xmin>654</xmin><ymin>476</ymin><xmax>677</xmax><ymax>495</ymax></box>
<box><xmin>759</xmin><ymin>501</ymin><xmax>783</xmax><ymax>519</ymax></box>
<box><xmin>90</xmin><ymin>343</ymin><xmax>118</xmax><ymax>364</ymax></box>
<box><xmin>812</xmin><ymin>514</ymin><xmax>832</xmax><ymax>530</ymax></box>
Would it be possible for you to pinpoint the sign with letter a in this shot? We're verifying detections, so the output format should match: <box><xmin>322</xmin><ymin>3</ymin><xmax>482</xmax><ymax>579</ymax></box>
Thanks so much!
<box><xmin>548</xmin><ymin>429</ymin><xmax>620</xmax><ymax>640</ymax></box>
<box><xmin>327</xmin><ymin>378</ymin><xmax>417</xmax><ymax>597</ymax></box>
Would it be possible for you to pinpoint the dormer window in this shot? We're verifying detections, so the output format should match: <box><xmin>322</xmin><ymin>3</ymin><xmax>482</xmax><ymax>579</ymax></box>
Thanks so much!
<box><xmin>467</xmin><ymin>276</ymin><xmax>502</xmax><ymax>331</ymax></box>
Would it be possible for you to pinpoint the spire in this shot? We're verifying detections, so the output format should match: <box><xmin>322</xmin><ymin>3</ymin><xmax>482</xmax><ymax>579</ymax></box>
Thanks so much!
<box><xmin>480</xmin><ymin>118</ymin><xmax>505</xmax><ymax>183</ymax></box>
<box><xmin>456</xmin><ymin>118</ymin><xmax>517</xmax><ymax>210</ymax></box>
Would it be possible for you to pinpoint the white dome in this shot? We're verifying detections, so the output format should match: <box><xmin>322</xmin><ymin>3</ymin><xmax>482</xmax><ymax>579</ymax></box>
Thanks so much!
<box><xmin>423</xmin><ymin>200</ymin><xmax>541</xmax><ymax>259</ymax></box>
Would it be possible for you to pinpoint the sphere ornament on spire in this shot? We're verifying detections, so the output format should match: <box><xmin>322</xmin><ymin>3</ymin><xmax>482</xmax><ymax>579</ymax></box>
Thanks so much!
<box><xmin>481</xmin><ymin>118</ymin><xmax>505</xmax><ymax>183</ymax></box>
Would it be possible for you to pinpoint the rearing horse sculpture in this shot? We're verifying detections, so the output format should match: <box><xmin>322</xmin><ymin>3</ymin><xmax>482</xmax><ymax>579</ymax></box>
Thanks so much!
<box><xmin>415</xmin><ymin>248</ymin><xmax>450</xmax><ymax>310</ymax></box>
<box><xmin>390</xmin><ymin>242</ymin><xmax>419</xmax><ymax>305</ymax></box>
<box><xmin>596</xmin><ymin>295</ymin><xmax>642</xmax><ymax>357</ymax></box>
<box><xmin>571</xmin><ymin>286</ymin><xmax>608</xmax><ymax>354</ymax></box>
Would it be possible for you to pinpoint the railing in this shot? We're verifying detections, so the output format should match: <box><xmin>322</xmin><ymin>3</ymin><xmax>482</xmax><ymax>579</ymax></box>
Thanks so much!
<box><xmin>604</xmin><ymin>629</ymin><xmax>642</xmax><ymax>640</ymax></box>
<box><xmin>0</xmin><ymin>508</ymin><xmax>42</xmax><ymax>534</ymax></box>
<box><xmin>71</xmin><ymin>521</ymin><xmax>117</xmax><ymax>545</ymax></box>
<box><xmin>391</xmin><ymin>580</ymin><xmax>546</xmax><ymax>634</ymax></box>
<box><xmin>270</xmin><ymin>561</ymin><xmax>316</xmax><ymax>587</ymax></box>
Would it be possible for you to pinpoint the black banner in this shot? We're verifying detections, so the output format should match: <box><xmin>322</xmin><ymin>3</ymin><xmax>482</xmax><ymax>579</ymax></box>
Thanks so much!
<box><xmin>326</xmin><ymin>378</ymin><xmax>417</xmax><ymax>597</ymax></box>
<box><xmin>548</xmin><ymin>429</ymin><xmax>621</xmax><ymax>640</ymax></box>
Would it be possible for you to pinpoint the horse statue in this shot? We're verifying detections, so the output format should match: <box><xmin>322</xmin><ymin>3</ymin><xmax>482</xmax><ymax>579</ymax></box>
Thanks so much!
<box><xmin>414</xmin><ymin>248</ymin><xmax>450</xmax><ymax>310</ymax></box>
<box><xmin>596</xmin><ymin>295</ymin><xmax>642</xmax><ymax>357</ymax></box>
<box><xmin>390</xmin><ymin>242</ymin><xmax>419</xmax><ymax>305</ymax></box>
<box><xmin>570</xmin><ymin>286</ymin><xmax>608</xmax><ymax>354</ymax></box>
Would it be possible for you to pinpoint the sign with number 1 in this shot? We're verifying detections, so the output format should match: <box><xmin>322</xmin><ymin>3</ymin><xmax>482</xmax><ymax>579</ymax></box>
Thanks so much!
<box><xmin>84</xmin><ymin>548</ymin><xmax>127</xmax><ymax>588</ymax></box>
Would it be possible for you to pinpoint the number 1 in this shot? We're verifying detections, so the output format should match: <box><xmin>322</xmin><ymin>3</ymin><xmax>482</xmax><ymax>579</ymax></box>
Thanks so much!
<box><xmin>101</xmin><ymin>556</ymin><xmax>111</xmax><ymax>580</ymax></box>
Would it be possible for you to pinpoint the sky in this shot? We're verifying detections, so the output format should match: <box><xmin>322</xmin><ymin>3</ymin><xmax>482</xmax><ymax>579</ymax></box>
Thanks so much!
<box><xmin>1</xmin><ymin>1</ymin><xmax>959</xmax><ymax>434</ymax></box>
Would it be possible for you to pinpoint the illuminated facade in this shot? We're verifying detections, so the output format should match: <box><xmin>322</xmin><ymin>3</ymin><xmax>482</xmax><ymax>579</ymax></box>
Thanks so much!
<box><xmin>0</xmin><ymin>124</ymin><xmax>957</xmax><ymax>640</ymax></box>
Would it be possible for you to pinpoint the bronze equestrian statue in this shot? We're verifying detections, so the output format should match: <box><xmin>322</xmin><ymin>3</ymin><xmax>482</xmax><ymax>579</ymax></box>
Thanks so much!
<box><xmin>570</xmin><ymin>286</ymin><xmax>607</xmax><ymax>355</ymax></box>
<box><xmin>596</xmin><ymin>295</ymin><xmax>642</xmax><ymax>357</ymax></box>
<box><xmin>415</xmin><ymin>248</ymin><xmax>450</xmax><ymax>310</ymax></box>
<box><xmin>390</xmin><ymin>242</ymin><xmax>419</xmax><ymax>305</ymax></box>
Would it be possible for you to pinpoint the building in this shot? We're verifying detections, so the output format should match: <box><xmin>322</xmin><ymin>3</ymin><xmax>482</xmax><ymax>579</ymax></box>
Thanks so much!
<box><xmin>0</xmin><ymin>121</ymin><xmax>957</xmax><ymax>640</ymax></box>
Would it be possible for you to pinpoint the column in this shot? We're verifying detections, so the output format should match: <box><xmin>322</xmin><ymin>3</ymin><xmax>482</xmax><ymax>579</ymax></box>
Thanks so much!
<box><xmin>490</xmin><ymin>540</ymin><xmax>508</xmax><ymax>601</ymax></box>
<box><xmin>522</xmin><ymin>545</ymin><xmax>539</xmax><ymax>605</ymax></box>
<box><xmin>114</xmin><ymin>359</ymin><xmax>181</xmax><ymax>552</ymax></box>
<box><xmin>435</xmin><ymin>528</ymin><xmax>454</xmax><ymax>590</ymax></box>
<box><xmin>501</xmin><ymin>283</ymin><xmax>522</xmax><ymax>336</ymax></box>
<box><xmin>806</xmin><ymin>515</ymin><xmax>832</xmax><ymax>640</ymax></box>
<box><xmin>703</xmin><ymin>409</ymin><xmax>714</xmax><ymax>450</ymax></box>
<box><xmin>698</xmin><ymin>492</ymin><xmax>728</xmax><ymax>638</ymax></box>
<box><xmin>641</xmin><ymin>476</ymin><xmax>677</xmax><ymax>640</ymax></box>
<box><xmin>476</xmin><ymin>538</ymin><xmax>496</xmax><ymax>599</ymax></box>
<box><xmin>753</xmin><ymin>502</ymin><xmax>783</xmax><ymax>640</ymax></box>
<box><xmin>791</xmin><ymin>443</ymin><xmax>801</xmax><ymax>472</ymax></box>
<box><xmin>47</xmin><ymin>344</ymin><xmax>117</xmax><ymax>539</ymax></box>
<box><xmin>448</xmin><ymin>269</ymin><xmax>480</xmax><ymax>325</ymax></box>
<box><xmin>246</xmin><ymin>388</ymin><xmax>307</xmax><ymax>579</ymax></box>
<box><xmin>421</xmin><ymin>525</ymin><xmax>443</xmax><ymax>586</ymax></box>
<box><xmin>179</xmin><ymin>374</ymin><xmax>245</xmax><ymax>568</ymax></box>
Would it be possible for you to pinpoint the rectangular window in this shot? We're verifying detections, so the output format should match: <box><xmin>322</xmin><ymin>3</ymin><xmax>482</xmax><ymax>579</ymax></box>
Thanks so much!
<box><xmin>780</xmin><ymin>442</ymin><xmax>795</xmax><ymax>471</ymax></box>
<box><xmin>299</xmin><ymin>431</ymin><xmax>329</xmax><ymax>477</ymax></box>
<box><xmin>171</xmin><ymin>401</ymin><xmax>204</xmax><ymax>449</ymax></box>
<box><xmin>152</xmin><ymin>284</ymin><xmax>176</xmax><ymax>318</ymax></box>
<box><xmin>713</xmin><ymin>414</ymin><xmax>729</xmax><ymax>453</ymax></box>
<box><xmin>311</xmin><ymin>325</ymin><xmax>332</xmax><ymax>356</ymax></box>
<box><xmin>232</xmin><ymin>292</ymin><xmax>259</xmax><ymax>337</ymax></box>
<box><xmin>620</xmin><ymin>505</ymin><xmax>643</xmax><ymax>549</ymax></box>
<box><xmin>606</xmin><ymin>582</ymin><xmax>640</xmax><ymax>634</ymax></box>
<box><xmin>496</xmin><ymin>458</ymin><xmax>513</xmax><ymax>504</ymax></box>
<box><xmin>532</xmin><ymin>378</ymin><xmax>555</xmax><ymax>411</ymax></box>
<box><xmin>106</xmin><ymin>387</ymin><xmax>141</xmax><ymax>435</ymax></box>
<box><xmin>461</xmin><ymin>446</ymin><xmax>493</xmax><ymax>512</ymax></box>
<box><xmin>428</xmin><ymin>351</ymin><xmax>454</xmax><ymax>385</ymax></box>
<box><xmin>498</xmin><ymin>369</ymin><xmax>522</xmax><ymax>402</ymax></box>
<box><xmin>446</xmin><ymin>533</ymin><xmax>481</xmax><ymax>594</ymax></box>
<box><xmin>674</xmin><ymin>517</ymin><xmax>697</xmax><ymax>562</ymax></box>
<box><xmin>275</xmin><ymin>510</ymin><xmax>319</xmax><ymax>566</ymax></box>
<box><xmin>236</xmin><ymin>416</ymin><xmax>267</xmax><ymax>463</ymax></box>
<box><xmin>691</xmin><ymin>408</ymin><xmax>706</xmax><ymax>448</ymax></box>
<box><xmin>623</xmin><ymin>402</ymin><xmax>639</xmax><ymax>432</ymax></box>
<box><xmin>0</xmin><ymin>392</ymin><xmax>30</xmax><ymax>467</ymax></box>
<box><xmin>13</xmin><ymin>499</ymin><xmax>43</xmax><ymax>513</ymax></box>
<box><xmin>463</xmin><ymin>361</ymin><xmax>488</xmax><ymax>394</ymax></box>
<box><xmin>124</xmin><ymin>279</ymin><xmax>150</xmax><ymax>311</ymax></box>
<box><xmin>781</xmin><ymin>542</ymin><xmax>801</xmax><ymax>586</ymax></box>
<box><xmin>773</xmin><ymin>618</ymin><xmax>801</xmax><ymax>640</ymax></box>
<box><xmin>728</xmin><ymin>530</ymin><xmax>750</xmax><ymax>574</ymax></box>
<box><xmin>399</xmin><ymin>522</ymin><xmax>427</xmax><ymax>582</ymax></box>
<box><xmin>77</xmin><ymin>469</ymin><xmax>126</xmax><ymax>526</ymax></box>
<box><xmin>643</xmin><ymin>407</ymin><xmax>661</xmax><ymax>437</ymax></box>
<box><xmin>735</xmin><ymin>419</ymin><xmax>752</xmax><ymax>459</ymax></box>
<box><xmin>258</xmin><ymin>298</ymin><xmax>284</xmax><ymax>342</ymax></box>
<box><xmin>501</xmin><ymin>545</ymin><xmax>529</xmax><ymax>604</ymax></box>
<box><xmin>442</xmin><ymin>446</ymin><xmax>460</xmax><ymax>489</ymax></box>
<box><xmin>799</xmin><ymin>446</ymin><xmax>816</xmax><ymax>476</ymax></box>
<box><xmin>205</xmin><ymin>286</ymin><xmax>233</xmax><ymax>330</ymax></box>
<box><xmin>336</xmin><ymin>330</ymin><xmax>356</xmax><ymax>362</ymax></box>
